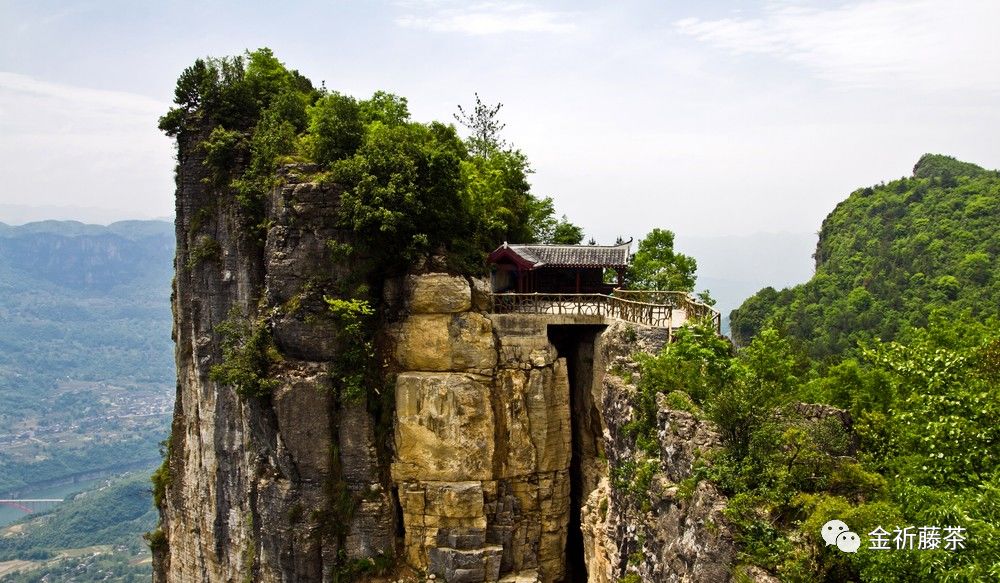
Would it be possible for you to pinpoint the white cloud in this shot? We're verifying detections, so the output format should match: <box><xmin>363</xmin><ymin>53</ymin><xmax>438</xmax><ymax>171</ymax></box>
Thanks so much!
<box><xmin>395</xmin><ymin>2</ymin><xmax>577</xmax><ymax>35</ymax></box>
<box><xmin>0</xmin><ymin>72</ymin><xmax>174</xmax><ymax>221</ymax></box>
<box><xmin>0</xmin><ymin>72</ymin><xmax>166</xmax><ymax>115</ymax></box>
<box><xmin>674</xmin><ymin>0</ymin><xmax>1000</xmax><ymax>92</ymax></box>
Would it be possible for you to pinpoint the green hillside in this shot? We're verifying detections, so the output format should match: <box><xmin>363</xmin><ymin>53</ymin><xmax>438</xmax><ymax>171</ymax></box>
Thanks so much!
<box><xmin>730</xmin><ymin>154</ymin><xmax>1000</xmax><ymax>359</ymax></box>
<box><xmin>0</xmin><ymin>220</ymin><xmax>173</xmax><ymax>493</ymax></box>
<box><xmin>633</xmin><ymin>155</ymin><xmax>1000</xmax><ymax>580</ymax></box>
<box><xmin>0</xmin><ymin>473</ymin><xmax>156</xmax><ymax>581</ymax></box>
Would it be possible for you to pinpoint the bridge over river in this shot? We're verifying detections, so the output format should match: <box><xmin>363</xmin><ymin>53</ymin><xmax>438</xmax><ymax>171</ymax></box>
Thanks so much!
<box><xmin>0</xmin><ymin>499</ymin><xmax>63</xmax><ymax>514</ymax></box>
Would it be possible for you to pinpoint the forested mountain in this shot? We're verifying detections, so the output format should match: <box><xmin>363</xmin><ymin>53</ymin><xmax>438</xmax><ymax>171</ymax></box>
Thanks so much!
<box><xmin>0</xmin><ymin>220</ymin><xmax>173</xmax><ymax>291</ymax></box>
<box><xmin>730</xmin><ymin>154</ymin><xmax>1000</xmax><ymax>358</ymax></box>
<box><xmin>0</xmin><ymin>220</ymin><xmax>173</xmax><ymax>494</ymax></box>
<box><xmin>645</xmin><ymin>154</ymin><xmax>999</xmax><ymax>580</ymax></box>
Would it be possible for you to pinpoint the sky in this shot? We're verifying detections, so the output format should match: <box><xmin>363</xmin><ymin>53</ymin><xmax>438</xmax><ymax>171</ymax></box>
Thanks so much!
<box><xmin>1</xmin><ymin>0</ymin><xmax>999</xmax><ymax>244</ymax></box>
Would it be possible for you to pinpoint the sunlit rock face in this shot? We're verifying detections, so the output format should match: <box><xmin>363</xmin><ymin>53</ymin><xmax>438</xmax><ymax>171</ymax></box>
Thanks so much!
<box><xmin>390</xmin><ymin>288</ymin><xmax>741</xmax><ymax>583</ymax></box>
<box><xmin>389</xmin><ymin>276</ymin><xmax>572</xmax><ymax>583</ymax></box>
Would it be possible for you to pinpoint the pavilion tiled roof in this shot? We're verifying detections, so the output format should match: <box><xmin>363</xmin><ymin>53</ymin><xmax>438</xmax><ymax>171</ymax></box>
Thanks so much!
<box><xmin>490</xmin><ymin>240</ymin><xmax>632</xmax><ymax>269</ymax></box>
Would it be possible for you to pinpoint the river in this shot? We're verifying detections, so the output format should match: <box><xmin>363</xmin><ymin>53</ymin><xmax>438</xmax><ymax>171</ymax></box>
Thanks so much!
<box><xmin>0</xmin><ymin>462</ymin><xmax>158</xmax><ymax>528</ymax></box>
<box><xmin>0</xmin><ymin>477</ymin><xmax>107</xmax><ymax>527</ymax></box>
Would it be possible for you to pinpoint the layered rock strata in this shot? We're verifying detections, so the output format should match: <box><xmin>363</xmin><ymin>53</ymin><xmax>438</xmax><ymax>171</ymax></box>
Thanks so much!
<box><xmin>389</xmin><ymin>274</ymin><xmax>574</xmax><ymax>583</ymax></box>
<box><xmin>159</xmin><ymin>144</ymin><xmax>742</xmax><ymax>582</ymax></box>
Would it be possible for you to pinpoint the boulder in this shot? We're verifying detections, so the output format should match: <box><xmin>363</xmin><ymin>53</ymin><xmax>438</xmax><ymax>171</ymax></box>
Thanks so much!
<box><xmin>394</xmin><ymin>314</ymin><xmax>497</xmax><ymax>372</ymax></box>
<box><xmin>408</xmin><ymin>273</ymin><xmax>472</xmax><ymax>314</ymax></box>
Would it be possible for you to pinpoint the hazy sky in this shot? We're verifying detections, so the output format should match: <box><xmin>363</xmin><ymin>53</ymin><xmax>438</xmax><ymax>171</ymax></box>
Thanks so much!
<box><xmin>1</xmin><ymin>0</ymin><xmax>998</xmax><ymax>242</ymax></box>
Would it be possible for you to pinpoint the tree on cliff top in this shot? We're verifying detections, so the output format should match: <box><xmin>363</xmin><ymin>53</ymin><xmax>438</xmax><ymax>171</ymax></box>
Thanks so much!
<box><xmin>628</xmin><ymin>228</ymin><xmax>697</xmax><ymax>291</ymax></box>
<box><xmin>159</xmin><ymin>48</ymin><xmax>588</xmax><ymax>274</ymax></box>
<box><xmin>453</xmin><ymin>92</ymin><xmax>506</xmax><ymax>157</ymax></box>
<box><xmin>453</xmin><ymin>93</ymin><xmax>585</xmax><ymax>246</ymax></box>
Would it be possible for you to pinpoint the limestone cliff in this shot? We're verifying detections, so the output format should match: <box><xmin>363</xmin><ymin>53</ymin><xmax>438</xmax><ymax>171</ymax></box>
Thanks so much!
<box><xmin>154</xmin><ymin>142</ymin><xmax>394</xmax><ymax>580</ymax></box>
<box><xmin>156</xmin><ymin>143</ymin><xmax>738</xmax><ymax>581</ymax></box>
<box><xmin>594</xmin><ymin>323</ymin><xmax>736</xmax><ymax>583</ymax></box>
<box><xmin>385</xmin><ymin>285</ymin><xmax>739</xmax><ymax>583</ymax></box>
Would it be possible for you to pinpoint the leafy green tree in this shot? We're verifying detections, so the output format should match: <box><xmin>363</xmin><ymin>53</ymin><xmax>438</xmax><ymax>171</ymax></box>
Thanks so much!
<box><xmin>628</xmin><ymin>228</ymin><xmax>697</xmax><ymax>291</ymax></box>
<box><xmin>331</xmin><ymin>120</ymin><xmax>470</xmax><ymax>268</ymax></box>
<box><xmin>527</xmin><ymin>200</ymin><xmax>585</xmax><ymax>244</ymax></box>
<box><xmin>462</xmin><ymin>149</ymin><xmax>535</xmax><ymax>245</ymax></box>
<box><xmin>708</xmin><ymin>329</ymin><xmax>799</xmax><ymax>460</ymax></box>
<box><xmin>635</xmin><ymin>319</ymin><xmax>732</xmax><ymax>408</ymax></box>
<box><xmin>859</xmin><ymin>319</ymin><xmax>1000</xmax><ymax>488</ymax></box>
<box><xmin>305</xmin><ymin>92</ymin><xmax>364</xmax><ymax>166</ymax></box>
<box><xmin>454</xmin><ymin>93</ymin><xmax>583</xmax><ymax>248</ymax></box>
<box><xmin>244</xmin><ymin>47</ymin><xmax>297</xmax><ymax>110</ymax></box>
<box><xmin>360</xmin><ymin>91</ymin><xmax>410</xmax><ymax>126</ymax></box>
<box><xmin>159</xmin><ymin>48</ymin><xmax>314</xmax><ymax>138</ymax></box>
<box><xmin>551</xmin><ymin>216</ymin><xmax>585</xmax><ymax>244</ymax></box>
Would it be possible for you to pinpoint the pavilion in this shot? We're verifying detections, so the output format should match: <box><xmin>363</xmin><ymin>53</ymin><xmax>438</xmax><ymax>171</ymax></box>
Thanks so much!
<box><xmin>487</xmin><ymin>241</ymin><xmax>632</xmax><ymax>294</ymax></box>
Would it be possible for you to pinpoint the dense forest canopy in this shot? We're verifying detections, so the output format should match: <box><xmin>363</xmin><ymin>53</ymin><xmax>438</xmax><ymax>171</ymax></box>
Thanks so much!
<box><xmin>731</xmin><ymin>154</ymin><xmax>1000</xmax><ymax>360</ymax></box>
<box><xmin>159</xmin><ymin>48</ymin><xmax>583</xmax><ymax>274</ymax></box>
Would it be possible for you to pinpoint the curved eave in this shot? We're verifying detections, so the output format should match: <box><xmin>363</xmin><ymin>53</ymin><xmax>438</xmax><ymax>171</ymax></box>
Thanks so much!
<box><xmin>537</xmin><ymin>263</ymin><xmax>628</xmax><ymax>269</ymax></box>
<box><xmin>488</xmin><ymin>247</ymin><xmax>538</xmax><ymax>270</ymax></box>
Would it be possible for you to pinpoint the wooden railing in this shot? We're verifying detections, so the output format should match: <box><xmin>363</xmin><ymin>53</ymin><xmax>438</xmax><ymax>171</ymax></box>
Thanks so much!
<box><xmin>490</xmin><ymin>290</ymin><xmax>721</xmax><ymax>333</ymax></box>
<box><xmin>609</xmin><ymin>290</ymin><xmax>722</xmax><ymax>330</ymax></box>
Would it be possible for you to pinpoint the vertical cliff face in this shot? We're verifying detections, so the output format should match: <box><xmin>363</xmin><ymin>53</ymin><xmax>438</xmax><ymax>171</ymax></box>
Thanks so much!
<box><xmin>388</xmin><ymin>296</ymin><xmax>738</xmax><ymax>583</ymax></box>
<box><xmin>155</xmin><ymin>140</ymin><xmax>394</xmax><ymax>581</ymax></box>
<box><xmin>157</xmin><ymin>133</ymin><xmax>738</xmax><ymax>582</ymax></box>
<box><xmin>596</xmin><ymin>323</ymin><xmax>736</xmax><ymax>583</ymax></box>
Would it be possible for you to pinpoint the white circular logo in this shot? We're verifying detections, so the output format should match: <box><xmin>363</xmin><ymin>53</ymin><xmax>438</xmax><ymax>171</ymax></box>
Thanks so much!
<box><xmin>821</xmin><ymin>519</ymin><xmax>850</xmax><ymax>546</ymax></box>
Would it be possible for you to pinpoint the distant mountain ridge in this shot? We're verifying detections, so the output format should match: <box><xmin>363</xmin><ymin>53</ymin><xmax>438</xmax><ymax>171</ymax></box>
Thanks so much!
<box><xmin>0</xmin><ymin>220</ymin><xmax>173</xmax><ymax>292</ymax></box>
<box><xmin>0</xmin><ymin>219</ymin><xmax>173</xmax><ymax>239</ymax></box>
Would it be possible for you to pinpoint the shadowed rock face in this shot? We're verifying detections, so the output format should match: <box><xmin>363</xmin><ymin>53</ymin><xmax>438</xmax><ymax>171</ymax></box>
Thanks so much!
<box><xmin>155</xmin><ymin>143</ymin><xmax>393</xmax><ymax>581</ymax></box>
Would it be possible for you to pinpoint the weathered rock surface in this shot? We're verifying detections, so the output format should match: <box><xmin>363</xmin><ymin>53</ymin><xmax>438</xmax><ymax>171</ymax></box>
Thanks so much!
<box><xmin>598</xmin><ymin>321</ymin><xmax>737</xmax><ymax>583</ymax></box>
<box><xmin>406</xmin><ymin>273</ymin><xmax>473</xmax><ymax>314</ymax></box>
<box><xmin>155</xmin><ymin>153</ymin><xmax>394</xmax><ymax>582</ymax></box>
<box><xmin>393</xmin><ymin>313</ymin><xmax>498</xmax><ymax>373</ymax></box>
<box><xmin>393</xmin><ymin>372</ymin><xmax>496</xmax><ymax>482</ymax></box>
<box><xmin>390</xmin><ymin>297</ymin><xmax>576</xmax><ymax>583</ymax></box>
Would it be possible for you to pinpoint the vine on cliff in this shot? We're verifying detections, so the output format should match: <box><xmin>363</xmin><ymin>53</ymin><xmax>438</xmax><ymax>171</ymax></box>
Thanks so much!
<box><xmin>324</xmin><ymin>296</ymin><xmax>375</xmax><ymax>404</ymax></box>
